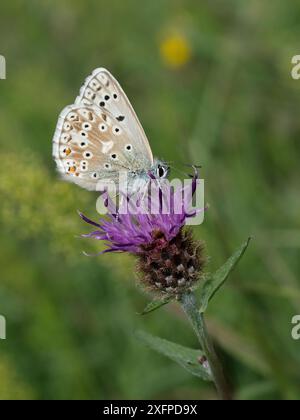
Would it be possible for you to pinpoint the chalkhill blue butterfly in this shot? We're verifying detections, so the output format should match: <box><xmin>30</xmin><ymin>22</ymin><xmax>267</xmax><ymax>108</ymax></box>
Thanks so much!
<box><xmin>52</xmin><ymin>68</ymin><xmax>169</xmax><ymax>194</ymax></box>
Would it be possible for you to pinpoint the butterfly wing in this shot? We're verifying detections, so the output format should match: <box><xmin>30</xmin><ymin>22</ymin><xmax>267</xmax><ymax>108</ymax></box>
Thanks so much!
<box><xmin>75</xmin><ymin>68</ymin><xmax>154</xmax><ymax>163</ymax></box>
<box><xmin>52</xmin><ymin>68</ymin><xmax>154</xmax><ymax>191</ymax></box>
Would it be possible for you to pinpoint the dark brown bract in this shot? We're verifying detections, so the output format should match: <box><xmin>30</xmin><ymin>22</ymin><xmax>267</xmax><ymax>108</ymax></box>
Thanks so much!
<box><xmin>137</xmin><ymin>228</ymin><xmax>206</xmax><ymax>296</ymax></box>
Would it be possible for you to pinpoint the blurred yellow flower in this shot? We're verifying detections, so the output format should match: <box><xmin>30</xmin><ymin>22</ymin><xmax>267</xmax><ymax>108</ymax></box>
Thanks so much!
<box><xmin>160</xmin><ymin>33</ymin><xmax>192</xmax><ymax>69</ymax></box>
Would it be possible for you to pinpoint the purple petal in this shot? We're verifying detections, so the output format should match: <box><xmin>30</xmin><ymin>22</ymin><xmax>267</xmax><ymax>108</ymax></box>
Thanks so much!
<box><xmin>78</xmin><ymin>211</ymin><xmax>102</xmax><ymax>228</ymax></box>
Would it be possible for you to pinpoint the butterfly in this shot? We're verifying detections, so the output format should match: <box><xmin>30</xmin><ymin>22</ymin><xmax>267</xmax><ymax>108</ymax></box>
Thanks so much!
<box><xmin>52</xmin><ymin>68</ymin><xmax>169</xmax><ymax>194</ymax></box>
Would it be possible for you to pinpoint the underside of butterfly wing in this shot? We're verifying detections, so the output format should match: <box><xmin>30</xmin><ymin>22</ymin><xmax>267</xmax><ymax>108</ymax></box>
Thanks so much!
<box><xmin>53</xmin><ymin>104</ymin><xmax>152</xmax><ymax>191</ymax></box>
<box><xmin>52</xmin><ymin>68</ymin><xmax>154</xmax><ymax>192</ymax></box>
<box><xmin>75</xmin><ymin>68</ymin><xmax>154</xmax><ymax>164</ymax></box>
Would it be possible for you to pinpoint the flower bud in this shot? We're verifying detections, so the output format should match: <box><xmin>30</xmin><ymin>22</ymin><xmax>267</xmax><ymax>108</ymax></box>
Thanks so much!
<box><xmin>137</xmin><ymin>228</ymin><xmax>206</xmax><ymax>296</ymax></box>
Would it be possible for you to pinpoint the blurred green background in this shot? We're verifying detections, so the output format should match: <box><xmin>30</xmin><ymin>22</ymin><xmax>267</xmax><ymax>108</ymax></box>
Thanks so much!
<box><xmin>0</xmin><ymin>0</ymin><xmax>300</xmax><ymax>400</ymax></box>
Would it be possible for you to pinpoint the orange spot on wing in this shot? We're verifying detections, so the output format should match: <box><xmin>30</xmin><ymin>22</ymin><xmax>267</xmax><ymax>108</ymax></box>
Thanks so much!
<box><xmin>69</xmin><ymin>166</ymin><xmax>76</xmax><ymax>174</ymax></box>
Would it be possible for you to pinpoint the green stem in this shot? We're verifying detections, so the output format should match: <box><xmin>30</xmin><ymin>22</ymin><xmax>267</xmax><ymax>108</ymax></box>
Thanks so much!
<box><xmin>180</xmin><ymin>291</ymin><xmax>232</xmax><ymax>400</ymax></box>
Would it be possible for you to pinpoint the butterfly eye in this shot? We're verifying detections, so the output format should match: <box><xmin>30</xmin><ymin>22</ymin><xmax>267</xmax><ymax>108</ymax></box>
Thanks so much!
<box><xmin>125</xmin><ymin>144</ymin><xmax>132</xmax><ymax>152</ymax></box>
<box><xmin>112</xmin><ymin>126</ymin><xmax>122</xmax><ymax>136</ymax></box>
<box><xmin>157</xmin><ymin>166</ymin><xmax>167</xmax><ymax>178</ymax></box>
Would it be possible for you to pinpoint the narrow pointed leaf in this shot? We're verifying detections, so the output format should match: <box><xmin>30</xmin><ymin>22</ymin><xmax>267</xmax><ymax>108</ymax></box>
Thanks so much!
<box><xmin>139</xmin><ymin>296</ymin><xmax>173</xmax><ymax>315</ymax></box>
<box><xmin>199</xmin><ymin>237</ymin><xmax>251</xmax><ymax>313</ymax></box>
<box><xmin>135</xmin><ymin>330</ymin><xmax>213</xmax><ymax>381</ymax></box>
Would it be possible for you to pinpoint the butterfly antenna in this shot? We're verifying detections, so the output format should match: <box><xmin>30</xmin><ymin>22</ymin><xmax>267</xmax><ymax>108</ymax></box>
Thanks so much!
<box><xmin>168</xmin><ymin>164</ymin><xmax>191</xmax><ymax>178</ymax></box>
<box><xmin>184</xmin><ymin>164</ymin><xmax>202</xmax><ymax>170</ymax></box>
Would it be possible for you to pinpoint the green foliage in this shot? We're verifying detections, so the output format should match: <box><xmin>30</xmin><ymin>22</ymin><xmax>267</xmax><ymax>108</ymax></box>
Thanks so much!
<box><xmin>199</xmin><ymin>238</ymin><xmax>252</xmax><ymax>313</ymax></box>
<box><xmin>140</xmin><ymin>296</ymin><xmax>173</xmax><ymax>315</ymax></box>
<box><xmin>0</xmin><ymin>0</ymin><xmax>300</xmax><ymax>400</ymax></box>
<box><xmin>0</xmin><ymin>356</ymin><xmax>34</xmax><ymax>400</ymax></box>
<box><xmin>135</xmin><ymin>330</ymin><xmax>212</xmax><ymax>382</ymax></box>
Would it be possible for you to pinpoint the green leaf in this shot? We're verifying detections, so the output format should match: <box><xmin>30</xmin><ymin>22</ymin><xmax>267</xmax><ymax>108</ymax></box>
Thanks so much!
<box><xmin>199</xmin><ymin>237</ymin><xmax>251</xmax><ymax>313</ymax></box>
<box><xmin>135</xmin><ymin>330</ymin><xmax>213</xmax><ymax>381</ymax></box>
<box><xmin>139</xmin><ymin>296</ymin><xmax>173</xmax><ymax>315</ymax></box>
<box><xmin>207</xmin><ymin>317</ymin><xmax>270</xmax><ymax>376</ymax></box>
<box><xmin>236</xmin><ymin>381</ymin><xmax>276</xmax><ymax>400</ymax></box>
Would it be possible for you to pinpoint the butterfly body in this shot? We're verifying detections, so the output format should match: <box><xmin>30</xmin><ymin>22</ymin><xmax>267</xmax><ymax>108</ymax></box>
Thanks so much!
<box><xmin>52</xmin><ymin>68</ymin><xmax>169</xmax><ymax>193</ymax></box>
<box><xmin>125</xmin><ymin>159</ymin><xmax>169</xmax><ymax>194</ymax></box>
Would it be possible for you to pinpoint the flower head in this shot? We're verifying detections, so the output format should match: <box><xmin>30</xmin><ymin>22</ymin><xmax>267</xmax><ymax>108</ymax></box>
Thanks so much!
<box><xmin>160</xmin><ymin>32</ymin><xmax>192</xmax><ymax>69</ymax></box>
<box><xmin>80</xmin><ymin>170</ymin><xmax>206</xmax><ymax>296</ymax></box>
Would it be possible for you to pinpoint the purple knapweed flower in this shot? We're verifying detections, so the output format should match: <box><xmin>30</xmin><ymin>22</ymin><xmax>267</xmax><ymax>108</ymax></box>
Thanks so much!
<box><xmin>79</xmin><ymin>169</ymin><xmax>206</xmax><ymax>296</ymax></box>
